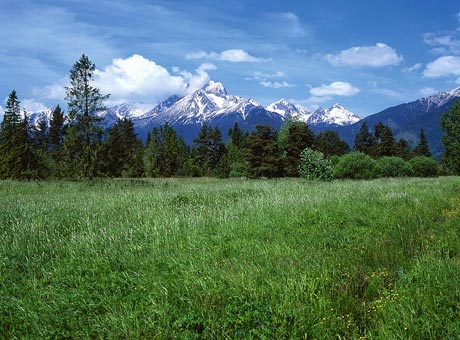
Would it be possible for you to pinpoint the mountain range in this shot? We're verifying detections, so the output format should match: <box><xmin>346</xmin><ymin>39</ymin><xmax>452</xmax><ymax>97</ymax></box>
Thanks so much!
<box><xmin>25</xmin><ymin>81</ymin><xmax>460</xmax><ymax>156</ymax></box>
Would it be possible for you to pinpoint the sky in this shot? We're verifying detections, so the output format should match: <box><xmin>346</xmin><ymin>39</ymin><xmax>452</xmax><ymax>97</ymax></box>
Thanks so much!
<box><xmin>1</xmin><ymin>0</ymin><xmax>460</xmax><ymax>119</ymax></box>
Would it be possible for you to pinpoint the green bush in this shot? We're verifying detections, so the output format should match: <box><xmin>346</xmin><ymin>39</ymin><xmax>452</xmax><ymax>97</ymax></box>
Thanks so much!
<box><xmin>409</xmin><ymin>156</ymin><xmax>439</xmax><ymax>177</ymax></box>
<box><xmin>298</xmin><ymin>147</ymin><xmax>334</xmax><ymax>181</ymax></box>
<box><xmin>375</xmin><ymin>156</ymin><xmax>412</xmax><ymax>177</ymax></box>
<box><xmin>334</xmin><ymin>152</ymin><xmax>377</xmax><ymax>179</ymax></box>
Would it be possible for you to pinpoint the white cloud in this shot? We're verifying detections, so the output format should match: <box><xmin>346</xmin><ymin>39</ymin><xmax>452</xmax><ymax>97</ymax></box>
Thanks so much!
<box><xmin>420</xmin><ymin>87</ymin><xmax>438</xmax><ymax>97</ymax></box>
<box><xmin>32</xmin><ymin>82</ymin><xmax>66</xmax><ymax>101</ymax></box>
<box><xmin>260</xmin><ymin>81</ymin><xmax>295</xmax><ymax>88</ymax></box>
<box><xmin>403</xmin><ymin>63</ymin><xmax>422</xmax><ymax>72</ymax></box>
<box><xmin>22</xmin><ymin>99</ymin><xmax>48</xmax><ymax>113</ymax></box>
<box><xmin>249</xmin><ymin>71</ymin><xmax>285</xmax><ymax>80</ymax></box>
<box><xmin>310</xmin><ymin>81</ymin><xmax>360</xmax><ymax>97</ymax></box>
<box><xmin>374</xmin><ymin>88</ymin><xmax>402</xmax><ymax>98</ymax></box>
<box><xmin>186</xmin><ymin>49</ymin><xmax>264</xmax><ymax>62</ymax></box>
<box><xmin>423</xmin><ymin>56</ymin><xmax>460</xmax><ymax>77</ymax></box>
<box><xmin>326</xmin><ymin>43</ymin><xmax>403</xmax><ymax>67</ymax></box>
<box><xmin>279</xmin><ymin>12</ymin><xmax>306</xmax><ymax>37</ymax></box>
<box><xmin>423</xmin><ymin>32</ymin><xmax>460</xmax><ymax>55</ymax></box>
<box><xmin>91</xmin><ymin>54</ymin><xmax>216</xmax><ymax>104</ymax></box>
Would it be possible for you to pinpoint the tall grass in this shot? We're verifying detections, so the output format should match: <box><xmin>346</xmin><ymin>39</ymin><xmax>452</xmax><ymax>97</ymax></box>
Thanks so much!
<box><xmin>1</xmin><ymin>177</ymin><xmax>459</xmax><ymax>338</ymax></box>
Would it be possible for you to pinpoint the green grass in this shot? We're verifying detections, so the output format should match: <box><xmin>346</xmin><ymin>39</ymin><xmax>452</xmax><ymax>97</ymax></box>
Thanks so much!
<box><xmin>1</xmin><ymin>177</ymin><xmax>460</xmax><ymax>339</ymax></box>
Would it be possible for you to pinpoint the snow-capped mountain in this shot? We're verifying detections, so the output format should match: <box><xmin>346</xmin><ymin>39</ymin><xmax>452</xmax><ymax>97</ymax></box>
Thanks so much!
<box><xmin>265</xmin><ymin>99</ymin><xmax>311</xmax><ymax>122</ymax></box>
<box><xmin>99</xmin><ymin>102</ymin><xmax>155</xmax><ymax>126</ymax></box>
<box><xmin>308</xmin><ymin>103</ymin><xmax>361</xmax><ymax>127</ymax></box>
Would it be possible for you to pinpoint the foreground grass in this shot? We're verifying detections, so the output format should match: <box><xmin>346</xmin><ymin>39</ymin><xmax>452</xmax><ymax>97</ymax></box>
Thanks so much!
<box><xmin>1</xmin><ymin>177</ymin><xmax>459</xmax><ymax>339</ymax></box>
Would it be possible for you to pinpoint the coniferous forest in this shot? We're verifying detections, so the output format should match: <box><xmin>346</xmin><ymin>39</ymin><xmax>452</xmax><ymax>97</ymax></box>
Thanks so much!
<box><xmin>2</xmin><ymin>54</ymin><xmax>460</xmax><ymax>180</ymax></box>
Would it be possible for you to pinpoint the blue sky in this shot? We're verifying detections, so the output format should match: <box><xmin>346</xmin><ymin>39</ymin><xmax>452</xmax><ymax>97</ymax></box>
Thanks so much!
<box><xmin>1</xmin><ymin>0</ymin><xmax>460</xmax><ymax>118</ymax></box>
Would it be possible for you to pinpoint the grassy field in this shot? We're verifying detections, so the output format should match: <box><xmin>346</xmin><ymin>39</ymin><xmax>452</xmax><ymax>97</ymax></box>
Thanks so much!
<box><xmin>1</xmin><ymin>177</ymin><xmax>460</xmax><ymax>339</ymax></box>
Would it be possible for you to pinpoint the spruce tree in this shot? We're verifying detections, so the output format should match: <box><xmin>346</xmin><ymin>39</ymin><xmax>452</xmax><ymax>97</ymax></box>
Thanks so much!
<box><xmin>354</xmin><ymin>121</ymin><xmax>375</xmax><ymax>154</ymax></box>
<box><xmin>313</xmin><ymin>130</ymin><xmax>349</xmax><ymax>158</ymax></box>
<box><xmin>247</xmin><ymin>125</ymin><xmax>280</xmax><ymax>178</ymax></box>
<box><xmin>413</xmin><ymin>128</ymin><xmax>431</xmax><ymax>157</ymax></box>
<box><xmin>0</xmin><ymin>90</ymin><xmax>22</xmax><ymax>178</ymax></box>
<box><xmin>192</xmin><ymin>124</ymin><xmax>225</xmax><ymax>175</ymax></box>
<box><xmin>64</xmin><ymin>54</ymin><xmax>109</xmax><ymax>178</ymax></box>
<box><xmin>441</xmin><ymin>100</ymin><xmax>460</xmax><ymax>174</ymax></box>
<box><xmin>372</xmin><ymin>123</ymin><xmax>396</xmax><ymax>157</ymax></box>
<box><xmin>226</xmin><ymin>123</ymin><xmax>250</xmax><ymax>177</ymax></box>
<box><xmin>395</xmin><ymin>138</ymin><xmax>411</xmax><ymax>160</ymax></box>
<box><xmin>102</xmin><ymin>118</ymin><xmax>144</xmax><ymax>177</ymax></box>
<box><xmin>49</xmin><ymin>105</ymin><xmax>65</xmax><ymax>151</ymax></box>
<box><xmin>284</xmin><ymin>122</ymin><xmax>315</xmax><ymax>177</ymax></box>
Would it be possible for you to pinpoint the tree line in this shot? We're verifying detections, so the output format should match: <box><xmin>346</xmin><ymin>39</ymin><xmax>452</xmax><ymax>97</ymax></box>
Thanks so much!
<box><xmin>1</xmin><ymin>54</ymin><xmax>460</xmax><ymax>180</ymax></box>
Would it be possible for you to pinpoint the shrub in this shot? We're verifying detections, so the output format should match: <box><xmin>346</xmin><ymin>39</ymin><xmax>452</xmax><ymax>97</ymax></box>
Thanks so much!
<box><xmin>298</xmin><ymin>147</ymin><xmax>334</xmax><ymax>181</ymax></box>
<box><xmin>375</xmin><ymin>156</ymin><xmax>412</xmax><ymax>177</ymax></box>
<box><xmin>409</xmin><ymin>156</ymin><xmax>439</xmax><ymax>177</ymax></box>
<box><xmin>334</xmin><ymin>152</ymin><xmax>377</xmax><ymax>179</ymax></box>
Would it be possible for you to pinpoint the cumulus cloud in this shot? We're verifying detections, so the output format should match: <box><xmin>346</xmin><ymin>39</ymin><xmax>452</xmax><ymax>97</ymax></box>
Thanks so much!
<box><xmin>420</xmin><ymin>87</ymin><xmax>438</xmax><ymax>97</ymax></box>
<box><xmin>22</xmin><ymin>99</ymin><xmax>49</xmax><ymax>113</ymax></box>
<box><xmin>403</xmin><ymin>63</ymin><xmax>422</xmax><ymax>72</ymax></box>
<box><xmin>32</xmin><ymin>82</ymin><xmax>67</xmax><ymax>101</ymax></box>
<box><xmin>310</xmin><ymin>81</ymin><xmax>360</xmax><ymax>98</ymax></box>
<box><xmin>91</xmin><ymin>54</ymin><xmax>216</xmax><ymax>105</ymax></box>
<box><xmin>423</xmin><ymin>32</ymin><xmax>460</xmax><ymax>55</ymax></box>
<box><xmin>186</xmin><ymin>49</ymin><xmax>264</xmax><ymax>62</ymax></box>
<box><xmin>326</xmin><ymin>43</ymin><xmax>403</xmax><ymax>67</ymax></box>
<box><xmin>260</xmin><ymin>81</ymin><xmax>295</xmax><ymax>88</ymax></box>
<box><xmin>423</xmin><ymin>56</ymin><xmax>460</xmax><ymax>77</ymax></box>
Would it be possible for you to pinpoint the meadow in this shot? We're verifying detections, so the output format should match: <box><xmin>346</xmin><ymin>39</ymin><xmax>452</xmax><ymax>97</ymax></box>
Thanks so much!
<box><xmin>1</xmin><ymin>177</ymin><xmax>459</xmax><ymax>339</ymax></box>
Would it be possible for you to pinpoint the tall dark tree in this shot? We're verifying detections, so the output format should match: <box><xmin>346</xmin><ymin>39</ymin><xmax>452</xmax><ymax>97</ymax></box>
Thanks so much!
<box><xmin>63</xmin><ymin>54</ymin><xmax>109</xmax><ymax>178</ymax></box>
<box><xmin>226</xmin><ymin>123</ymin><xmax>250</xmax><ymax>177</ymax></box>
<box><xmin>372</xmin><ymin>122</ymin><xmax>396</xmax><ymax>157</ymax></box>
<box><xmin>313</xmin><ymin>130</ymin><xmax>350</xmax><ymax>158</ymax></box>
<box><xmin>144</xmin><ymin>123</ymin><xmax>189</xmax><ymax>177</ymax></box>
<box><xmin>192</xmin><ymin>124</ymin><xmax>226</xmax><ymax>175</ymax></box>
<box><xmin>247</xmin><ymin>125</ymin><xmax>280</xmax><ymax>178</ymax></box>
<box><xmin>0</xmin><ymin>90</ymin><xmax>22</xmax><ymax>178</ymax></box>
<box><xmin>413</xmin><ymin>128</ymin><xmax>431</xmax><ymax>157</ymax></box>
<box><xmin>16</xmin><ymin>112</ymin><xmax>40</xmax><ymax>180</ymax></box>
<box><xmin>440</xmin><ymin>100</ymin><xmax>460</xmax><ymax>174</ymax></box>
<box><xmin>49</xmin><ymin>105</ymin><xmax>65</xmax><ymax>152</ymax></box>
<box><xmin>33</xmin><ymin>113</ymin><xmax>49</xmax><ymax>153</ymax></box>
<box><xmin>395</xmin><ymin>138</ymin><xmax>412</xmax><ymax>160</ymax></box>
<box><xmin>354</xmin><ymin>121</ymin><xmax>375</xmax><ymax>154</ymax></box>
<box><xmin>102</xmin><ymin>118</ymin><xmax>144</xmax><ymax>177</ymax></box>
<box><xmin>284</xmin><ymin>122</ymin><xmax>315</xmax><ymax>176</ymax></box>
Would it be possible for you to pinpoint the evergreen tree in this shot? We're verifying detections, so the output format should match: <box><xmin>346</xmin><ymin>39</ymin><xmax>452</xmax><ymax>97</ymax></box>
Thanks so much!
<box><xmin>440</xmin><ymin>100</ymin><xmax>460</xmax><ymax>174</ymax></box>
<box><xmin>144</xmin><ymin>123</ymin><xmax>189</xmax><ymax>177</ymax></box>
<box><xmin>313</xmin><ymin>130</ymin><xmax>349</xmax><ymax>158</ymax></box>
<box><xmin>247</xmin><ymin>125</ymin><xmax>280</xmax><ymax>178</ymax></box>
<box><xmin>372</xmin><ymin>122</ymin><xmax>396</xmax><ymax>157</ymax></box>
<box><xmin>33</xmin><ymin>113</ymin><xmax>49</xmax><ymax>152</ymax></box>
<box><xmin>395</xmin><ymin>138</ymin><xmax>411</xmax><ymax>160</ymax></box>
<box><xmin>354</xmin><ymin>121</ymin><xmax>375</xmax><ymax>154</ymax></box>
<box><xmin>413</xmin><ymin>128</ymin><xmax>431</xmax><ymax>157</ymax></box>
<box><xmin>226</xmin><ymin>123</ymin><xmax>250</xmax><ymax>177</ymax></box>
<box><xmin>192</xmin><ymin>124</ymin><xmax>225</xmax><ymax>175</ymax></box>
<box><xmin>284</xmin><ymin>122</ymin><xmax>315</xmax><ymax>177</ymax></box>
<box><xmin>0</xmin><ymin>90</ymin><xmax>22</xmax><ymax>178</ymax></box>
<box><xmin>49</xmin><ymin>105</ymin><xmax>65</xmax><ymax>151</ymax></box>
<box><xmin>63</xmin><ymin>54</ymin><xmax>109</xmax><ymax>178</ymax></box>
<box><xmin>16</xmin><ymin>112</ymin><xmax>40</xmax><ymax>180</ymax></box>
<box><xmin>102</xmin><ymin>118</ymin><xmax>144</xmax><ymax>177</ymax></box>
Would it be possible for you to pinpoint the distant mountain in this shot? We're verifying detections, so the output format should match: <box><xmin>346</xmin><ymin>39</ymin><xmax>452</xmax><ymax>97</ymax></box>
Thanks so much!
<box><xmin>132</xmin><ymin>81</ymin><xmax>284</xmax><ymax>142</ymax></box>
<box><xmin>334</xmin><ymin>88</ymin><xmax>460</xmax><ymax>157</ymax></box>
<box><xmin>265</xmin><ymin>99</ymin><xmax>311</xmax><ymax>122</ymax></box>
<box><xmin>307</xmin><ymin>104</ymin><xmax>361</xmax><ymax>127</ymax></box>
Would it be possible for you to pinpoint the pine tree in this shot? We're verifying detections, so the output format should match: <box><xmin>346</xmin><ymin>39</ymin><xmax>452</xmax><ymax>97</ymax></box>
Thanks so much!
<box><xmin>0</xmin><ymin>90</ymin><xmax>22</xmax><ymax>178</ymax></box>
<box><xmin>313</xmin><ymin>130</ymin><xmax>349</xmax><ymax>158</ymax></box>
<box><xmin>63</xmin><ymin>54</ymin><xmax>109</xmax><ymax>178</ymax></box>
<box><xmin>247</xmin><ymin>125</ymin><xmax>280</xmax><ymax>178</ymax></box>
<box><xmin>226</xmin><ymin>123</ymin><xmax>250</xmax><ymax>177</ymax></box>
<box><xmin>192</xmin><ymin>124</ymin><xmax>225</xmax><ymax>175</ymax></box>
<box><xmin>413</xmin><ymin>128</ymin><xmax>431</xmax><ymax>157</ymax></box>
<box><xmin>395</xmin><ymin>138</ymin><xmax>411</xmax><ymax>160</ymax></box>
<box><xmin>102</xmin><ymin>118</ymin><xmax>144</xmax><ymax>177</ymax></box>
<box><xmin>354</xmin><ymin>121</ymin><xmax>375</xmax><ymax>154</ymax></box>
<box><xmin>16</xmin><ymin>112</ymin><xmax>40</xmax><ymax>180</ymax></box>
<box><xmin>49</xmin><ymin>105</ymin><xmax>65</xmax><ymax>151</ymax></box>
<box><xmin>372</xmin><ymin>123</ymin><xmax>396</xmax><ymax>157</ymax></box>
<box><xmin>284</xmin><ymin>122</ymin><xmax>315</xmax><ymax>177</ymax></box>
<box><xmin>441</xmin><ymin>100</ymin><xmax>460</xmax><ymax>174</ymax></box>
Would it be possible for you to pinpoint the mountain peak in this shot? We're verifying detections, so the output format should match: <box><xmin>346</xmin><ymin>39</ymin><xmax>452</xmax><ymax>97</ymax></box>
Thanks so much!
<box><xmin>203</xmin><ymin>80</ymin><xmax>227</xmax><ymax>97</ymax></box>
<box><xmin>308</xmin><ymin>104</ymin><xmax>360</xmax><ymax>126</ymax></box>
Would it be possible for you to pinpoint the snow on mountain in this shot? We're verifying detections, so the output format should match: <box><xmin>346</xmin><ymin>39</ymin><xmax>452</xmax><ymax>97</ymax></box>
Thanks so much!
<box><xmin>416</xmin><ymin>87</ymin><xmax>460</xmax><ymax>111</ymax></box>
<box><xmin>308</xmin><ymin>103</ymin><xmax>360</xmax><ymax>126</ymax></box>
<box><xmin>265</xmin><ymin>99</ymin><xmax>311</xmax><ymax>122</ymax></box>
